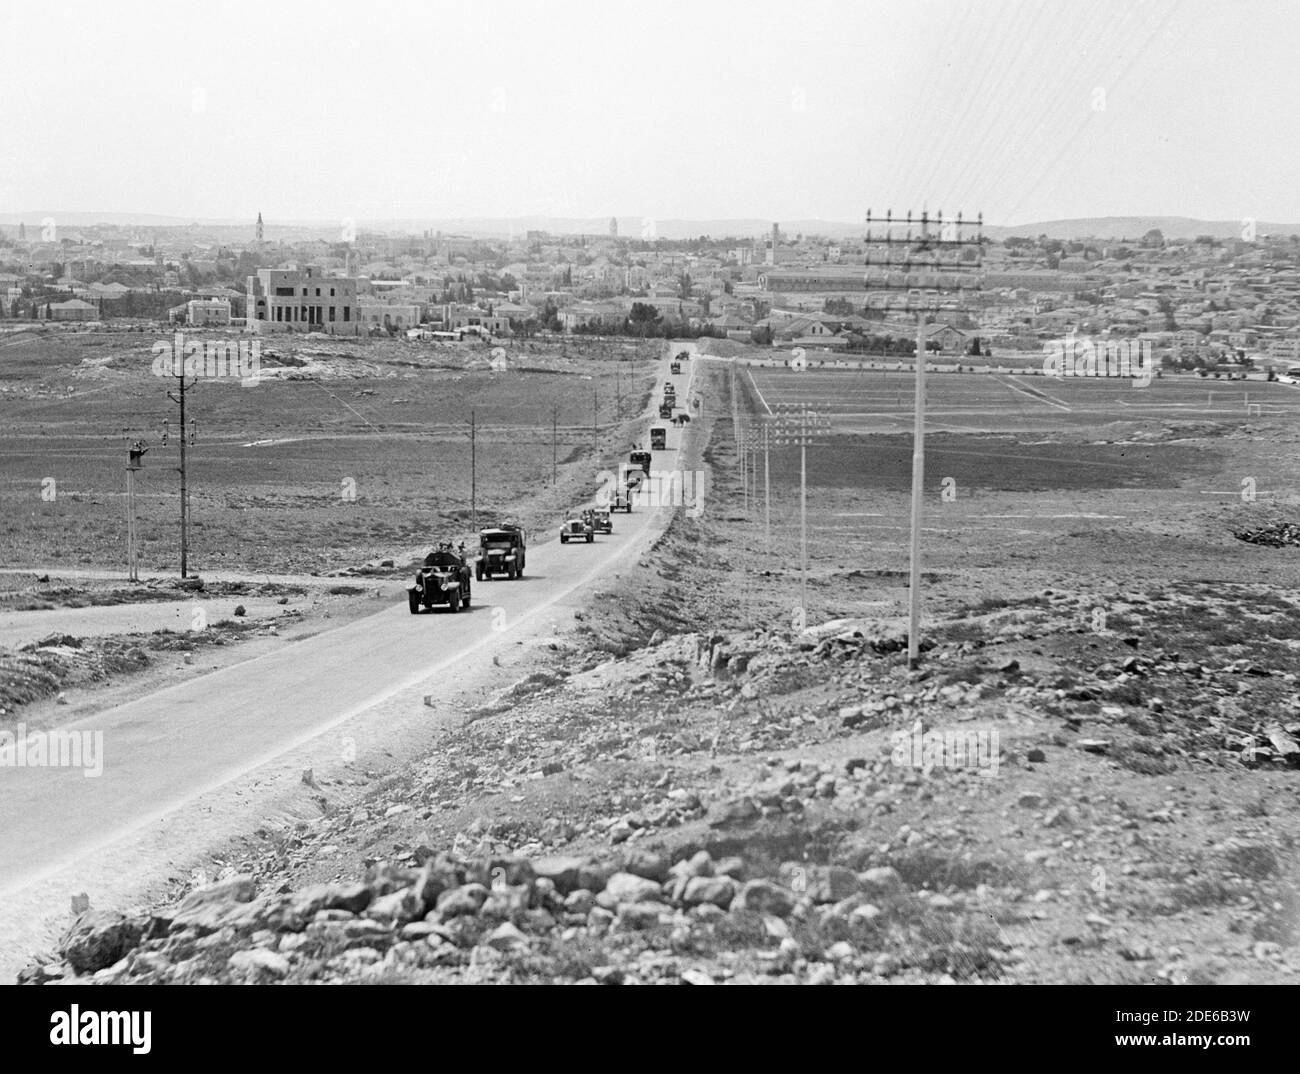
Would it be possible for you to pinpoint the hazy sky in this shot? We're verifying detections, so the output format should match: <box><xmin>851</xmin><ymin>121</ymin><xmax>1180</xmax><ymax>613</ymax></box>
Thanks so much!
<box><xmin>0</xmin><ymin>0</ymin><xmax>1291</xmax><ymax>226</ymax></box>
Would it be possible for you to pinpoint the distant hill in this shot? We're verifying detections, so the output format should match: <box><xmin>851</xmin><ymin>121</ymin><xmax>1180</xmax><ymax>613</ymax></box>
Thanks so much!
<box><xmin>982</xmin><ymin>216</ymin><xmax>1300</xmax><ymax>242</ymax></box>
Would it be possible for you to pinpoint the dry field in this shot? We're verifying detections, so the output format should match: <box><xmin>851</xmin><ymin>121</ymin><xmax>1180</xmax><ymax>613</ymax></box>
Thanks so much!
<box><xmin>0</xmin><ymin>329</ymin><xmax>661</xmax><ymax>576</ymax></box>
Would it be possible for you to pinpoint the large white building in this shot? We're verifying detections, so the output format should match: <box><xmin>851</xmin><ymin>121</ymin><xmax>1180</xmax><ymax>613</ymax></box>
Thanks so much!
<box><xmin>245</xmin><ymin>267</ymin><xmax>361</xmax><ymax>335</ymax></box>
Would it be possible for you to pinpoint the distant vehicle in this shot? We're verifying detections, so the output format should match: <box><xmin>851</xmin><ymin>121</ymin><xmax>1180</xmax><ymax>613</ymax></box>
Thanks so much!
<box><xmin>409</xmin><ymin>546</ymin><xmax>472</xmax><ymax>613</ymax></box>
<box><xmin>629</xmin><ymin>449</ymin><xmax>652</xmax><ymax>475</ymax></box>
<box><xmin>650</xmin><ymin>426</ymin><xmax>667</xmax><ymax>450</ymax></box>
<box><xmin>591</xmin><ymin>507</ymin><xmax>613</xmax><ymax>533</ymax></box>
<box><xmin>658</xmin><ymin>402</ymin><xmax>674</xmax><ymax>419</ymax></box>
<box><xmin>670</xmin><ymin>361</ymin><xmax>682</xmax><ymax>374</ymax></box>
<box><xmin>475</xmin><ymin>524</ymin><xmax>526</xmax><ymax>580</ymax></box>
<box><xmin>1282</xmin><ymin>366</ymin><xmax>1300</xmax><ymax>385</ymax></box>
<box><xmin>611</xmin><ymin>489</ymin><xmax>633</xmax><ymax>513</ymax></box>
<box><xmin>560</xmin><ymin>517</ymin><xmax>594</xmax><ymax>543</ymax></box>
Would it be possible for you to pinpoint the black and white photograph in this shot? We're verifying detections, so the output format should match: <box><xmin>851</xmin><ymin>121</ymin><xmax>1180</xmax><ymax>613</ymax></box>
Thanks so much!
<box><xmin>0</xmin><ymin>0</ymin><xmax>1296</xmax><ymax>1050</ymax></box>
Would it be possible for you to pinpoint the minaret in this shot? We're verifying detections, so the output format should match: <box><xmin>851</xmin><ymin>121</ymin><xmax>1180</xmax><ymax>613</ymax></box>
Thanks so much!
<box><xmin>18</xmin><ymin>221</ymin><xmax>26</xmax><ymax>242</ymax></box>
<box><xmin>609</xmin><ymin>216</ymin><xmax>618</xmax><ymax>238</ymax></box>
<box><xmin>255</xmin><ymin>212</ymin><xmax>264</xmax><ymax>243</ymax></box>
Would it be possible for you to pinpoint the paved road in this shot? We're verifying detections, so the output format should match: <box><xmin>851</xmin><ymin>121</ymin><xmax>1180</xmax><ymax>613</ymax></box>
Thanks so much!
<box><xmin>0</xmin><ymin>343</ymin><xmax>700</xmax><ymax>897</ymax></box>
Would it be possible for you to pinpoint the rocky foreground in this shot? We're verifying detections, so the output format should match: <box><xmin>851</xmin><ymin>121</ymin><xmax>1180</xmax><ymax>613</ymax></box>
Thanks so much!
<box><xmin>17</xmin><ymin>575</ymin><xmax>1300</xmax><ymax>985</ymax></box>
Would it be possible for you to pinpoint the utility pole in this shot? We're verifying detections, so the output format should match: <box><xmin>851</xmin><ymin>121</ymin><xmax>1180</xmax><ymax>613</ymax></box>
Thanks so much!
<box><xmin>592</xmin><ymin>386</ymin><xmax>598</xmax><ymax>454</ymax></box>
<box><xmin>909</xmin><ymin>311</ymin><xmax>926</xmax><ymax>667</ymax></box>
<box><xmin>864</xmin><ymin>208</ymin><xmax>983</xmax><ymax>668</ymax></box>
<box><xmin>772</xmin><ymin>403</ymin><xmax>828</xmax><ymax>630</ymax></box>
<box><xmin>552</xmin><ymin>402</ymin><xmax>558</xmax><ymax>485</ymax></box>
<box><xmin>163</xmin><ymin>371</ymin><xmax>198</xmax><ymax>578</ymax></box>
<box><xmin>470</xmin><ymin>408</ymin><xmax>477</xmax><ymax>533</ymax></box>
<box><xmin>763</xmin><ymin>419</ymin><xmax>771</xmax><ymax>552</ymax></box>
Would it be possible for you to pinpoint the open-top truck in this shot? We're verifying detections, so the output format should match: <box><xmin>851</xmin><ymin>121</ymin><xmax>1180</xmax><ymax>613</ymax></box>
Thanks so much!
<box><xmin>629</xmin><ymin>449</ymin><xmax>652</xmax><ymax>475</ymax></box>
<box><xmin>475</xmin><ymin>523</ymin><xmax>526</xmax><ymax>580</ymax></box>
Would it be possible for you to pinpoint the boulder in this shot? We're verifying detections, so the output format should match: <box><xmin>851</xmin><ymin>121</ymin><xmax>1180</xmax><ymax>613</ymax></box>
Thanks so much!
<box><xmin>597</xmin><ymin>872</ymin><xmax>665</xmax><ymax>909</ymax></box>
<box><xmin>59</xmin><ymin>911</ymin><xmax>145</xmax><ymax>974</ymax></box>
<box><xmin>681</xmin><ymin>875</ymin><xmax>737</xmax><ymax>909</ymax></box>
<box><xmin>733</xmin><ymin>879</ymin><xmax>795</xmax><ymax>917</ymax></box>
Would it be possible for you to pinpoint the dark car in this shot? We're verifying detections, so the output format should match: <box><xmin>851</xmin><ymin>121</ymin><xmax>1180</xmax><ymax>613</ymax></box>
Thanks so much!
<box><xmin>408</xmin><ymin>547</ymin><xmax>472</xmax><ymax>613</ymax></box>
<box><xmin>476</xmin><ymin>524</ymin><xmax>526</xmax><ymax>580</ymax></box>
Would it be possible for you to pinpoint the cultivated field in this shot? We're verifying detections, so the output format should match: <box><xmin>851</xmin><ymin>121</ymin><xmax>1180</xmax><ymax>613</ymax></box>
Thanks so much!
<box><xmin>711</xmin><ymin>365</ymin><xmax>1300</xmax><ymax>618</ymax></box>
<box><xmin>747</xmin><ymin>366</ymin><xmax>1300</xmax><ymax>436</ymax></box>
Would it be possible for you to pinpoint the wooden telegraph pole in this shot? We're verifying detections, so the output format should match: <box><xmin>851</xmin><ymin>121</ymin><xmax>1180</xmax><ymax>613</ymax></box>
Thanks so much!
<box><xmin>771</xmin><ymin>403</ymin><xmax>829</xmax><ymax>630</ymax></box>
<box><xmin>162</xmin><ymin>368</ymin><xmax>198</xmax><ymax>579</ymax></box>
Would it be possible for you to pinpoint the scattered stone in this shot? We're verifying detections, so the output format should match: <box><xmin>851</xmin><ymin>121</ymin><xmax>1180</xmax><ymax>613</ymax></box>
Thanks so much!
<box><xmin>227</xmin><ymin>948</ymin><xmax>290</xmax><ymax>980</ymax></box>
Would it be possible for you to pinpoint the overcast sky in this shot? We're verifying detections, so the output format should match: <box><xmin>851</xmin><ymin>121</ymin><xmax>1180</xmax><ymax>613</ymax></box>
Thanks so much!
<box><xmin>0</xmin><ymin>0</ymin><xmax>1291</xmax><ymax>227</ymax></box>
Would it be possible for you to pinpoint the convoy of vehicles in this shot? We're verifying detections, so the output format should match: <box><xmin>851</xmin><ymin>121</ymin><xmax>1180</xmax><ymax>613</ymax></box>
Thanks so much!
<box><xmin>476</xmin><ymin>524</ymin><xmax>526</xmax><ymax>580</ymax></box>
<box><xmin>408</xmin><ymin>347</ymin><xmax>688</xmax><ymax>610</ymax></box>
